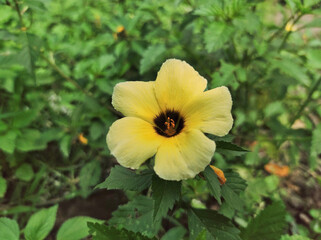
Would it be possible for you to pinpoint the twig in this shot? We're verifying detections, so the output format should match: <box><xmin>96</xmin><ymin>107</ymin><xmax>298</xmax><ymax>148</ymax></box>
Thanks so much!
<box><xmin>289</xmin><ymin>76</ymin><xmax>321</xmax><ymax>128</ymax></box>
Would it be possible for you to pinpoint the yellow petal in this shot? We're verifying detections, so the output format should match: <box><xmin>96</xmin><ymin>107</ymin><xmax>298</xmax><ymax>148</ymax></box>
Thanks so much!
<box><xmin>112</xmin><ymin>81</ymin><xmax>161</xmax><ymax>124</ymax></box>
<box><xmin>106</xmin><ymin>117</ymin><xmax>164</xmax><ymax>169</ymax></box>
<box><xmin>154</xmin><ymin>129</ymin><xmax>215</xmax><ymax>181</ymax></box>
<box><xmin>182</xmin><ymin>86</ymin><xmax>233</xmax><ymax>136</ymax></box>
<box><xmin>154</xmin><ymin>59</ymin><xmax>207</xmax><ymax>112</ymax></box>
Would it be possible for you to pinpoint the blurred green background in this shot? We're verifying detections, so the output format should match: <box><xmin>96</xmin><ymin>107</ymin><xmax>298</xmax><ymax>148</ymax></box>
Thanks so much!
<box><xmin>0</xmin><ymin>0</ymin><xmax>320</xmax><ymax>239</ymax></box>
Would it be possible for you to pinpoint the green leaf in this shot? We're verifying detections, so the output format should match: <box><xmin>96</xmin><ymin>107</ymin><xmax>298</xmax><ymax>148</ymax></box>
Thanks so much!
<box><xmin>79</xmin><ymin>161</ymin><xmax>101</xmax><ymax>197</ymax></box>
<box><xmin>90</xmin><ymin>122</ymin><xmax>104</xmax><ymax>140</ymax></box>
<box><xmin>0</xmin><ymin>131</ymin><xmax>17</xmax><ymax>154</ymax></box>
<box><xmin>96</xmin><ymin>165</ymin><xmax>153</xmax><ymax>192</ymax></box>
<box><xmin>0</xmin><ymin>218</ymin><xmax>20</xmax><ymax>240</ymax></box>
<box><xmin>280</xmin><ymin>235</ymin><xmax>312</xmax><ymax>240</ymax></box>
<box><xmin>0</xmin><ymin>29</ymin><xmax>17</xmax><ymax>41</ymax></box>
<box><xmin>240</xmin><ymin>202</ymin><xmax>287</xmax><ymax>240</ymax></box>
<box><xmin>188</xmin><ymin>208</ymin><xmax>241</xmax><ymax>240</ymax></box>
<box><xmin>109</xmin><ymin>196</ymin><xmax>161</xmax><ymax>238</ymax></box>
<box><xmin>161</xmin><ymin>226</ymin><xmax>186</xmax><ymax>240</ymax></box>
<box><xmin>60</xmin><ymin>135</ymin><xmax>71</xmax><ymax>157</ymax></box>
<box><xmin>221</xmin><ymin>170</ymin><xmax>247</xmax><ymax>211</ymax></box>
<box><xmin>0</xmin><ymin>177</ymin><xmax>7</xmax><ymax>198</ymax></box>
<box><xmin>57</xmin><ymin>216</ymin><xmax>103</xmax><ymax>240</ymax></box>
<box><xmin>25</xmin><ymin>0</ymin><xmax>47</xmax><ymax>11</ymax></box>
<box><xmin>203</xmin><ymin>166</ymin><xmax>221</xmax><ymax>204</ymax></box>
<box><xmin>20</xmin><ymin>33</ymin><xmax>41</xmax><ymax>81</ymax></box>
<box><xmin>24</xmin><ymin>205</ymin><xmax>58</xmax><ymax>240</ymax></box>
<box><xmin>216</xmin><ymin>141</ymin><xmax>249</xmax><ymax>157</ymax></box>
<box><xmin>205</xmin><ymin>22</ymin><xmax>234</xmax><ymax>52</ymax></box>
<box><xmin>140</xmin><ymin>44</ymin><xmax>166</xmax><ymax>74</ymax></box>
<box><xmin>88</xmin><ymin>222</ymin><xmax>157</xmax><ymax>240</ymax></box>
<box><xmin>15</xmin><ymin>129</ymin><xmax>47</xmax><ymax>152</ymax></box>
<box><xmin>309</xmin><ymin>123</ymin><xmax>321</xmax><ymax>170</ymax></box>
<box><xmin>151</xmin><ymin>175</ymin><xmax>181</xmax><ymax>221</ymax></box>
<box><xmin>15</xmin><ymin>163</ymin><xmax>34</xmax><ymax>182</ymax></box>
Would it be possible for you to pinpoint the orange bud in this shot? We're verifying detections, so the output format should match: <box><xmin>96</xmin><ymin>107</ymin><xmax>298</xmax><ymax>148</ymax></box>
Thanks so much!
<box><xmin>116</xmin><ymin>25</ymin><xmax>125</xmax><ymax>33</ymax></box>
<box><xmin>78</xmin><ymin>133</ymin><xmax>88</xmax><ymax>145</ymax></box>
<box><xmin>210</xmin><ymin>165</ymin><xmax>226</xmax><ymax>185</ymax></box>
<box><xmin>264</xmin><ymin>163</ymin><xmax>290</xmax><ymax>177</ymax></box>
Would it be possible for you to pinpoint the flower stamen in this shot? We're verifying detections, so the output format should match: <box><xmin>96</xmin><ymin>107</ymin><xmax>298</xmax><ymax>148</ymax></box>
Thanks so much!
<box><xmin>164</xmin><ymin>117</ymin><xmax>176</xmax><ymax>136</ymax></box>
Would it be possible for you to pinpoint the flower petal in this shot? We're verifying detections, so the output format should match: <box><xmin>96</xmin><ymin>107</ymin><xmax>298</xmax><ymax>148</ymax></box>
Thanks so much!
<box><xmin>112</xmin><ymin>81</ymin><xmax>161</xmax><ymax>123</ymax></box>
<box><xmin>154</xmin><ymin>129</ymin><xmax>215</xmax><ymax>181</ymax></box>
<box><xmin>182</xmin><ymin>86</ymin><xmax>233</xmax><ymax>136</ymax></box>
<box><xmin>155</xmin><ymin>59</ymin><xmax>207</xmax><ymax>111</ymax></box>
<box><xmin>107</xmin><ymin>117</ymin><xmax>164</xmax><ymax>169</ymax></box>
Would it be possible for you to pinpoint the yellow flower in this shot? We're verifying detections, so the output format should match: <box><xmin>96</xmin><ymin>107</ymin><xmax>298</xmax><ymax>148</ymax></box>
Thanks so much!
<box><xmin>78</xmin><ymin>133</ymin><xmax>88</xmax><ymax>145</ymax></box>
<box><xmin>285</xmin><ymin>21</ymin><xmax>297</xmax><ymax>32</ymax></box>
<box><xmin>106</xmin><ymin>59</ymin><xmax>233</xmax><ymax>181</ymax></box>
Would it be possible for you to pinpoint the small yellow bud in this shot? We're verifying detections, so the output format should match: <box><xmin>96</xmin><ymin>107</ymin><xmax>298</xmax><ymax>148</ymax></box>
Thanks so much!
<box><xmin>78</xmin><ymin>133</ymin><xmax>88</xmax><ymax>145</ymax></box>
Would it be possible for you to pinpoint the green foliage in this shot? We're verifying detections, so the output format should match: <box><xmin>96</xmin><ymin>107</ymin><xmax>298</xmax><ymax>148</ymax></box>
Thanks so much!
<box><xmin>88</xmin><ymin>222</ymin><xmax>157</xmax><ymax>240</ymax></box>
<box><xmin>109</xmin><ymin>196</ymin><xmax>161</xmax><ymax>238</ymax></box>
<box><xmin>24</xmin><ymin>205</ymin><xmax>58</xmax><ymax>240</ymax></box>
<box><xmin>216</xmin><ymin>141</ymin><xmax>249</xmax><ymax>157</ymax></box>
<box><xmin>280</xmin><ymin>235</ymin><xmax>312</xmax><ymax>240</ymax></box>
<box><xmin>161</xmin><ymin>226</ymin><xmax>186</xmax><ymax>240</ymax></box>
<box><xmin>151</xmin><ymin>175</ymin><xmax>181</xmax><ymax>221</ymax></box>
<box><xmin>79</xmin><ymin>161</ymin><xmax>101</xmax><ymax>197</ymax></box>
<box><xmin>1</xmin><ymin>0</ymin><xmax>320</xmax><ymax>239</ymax></box>
<box><xmin>188</xmin><ymin>208</ymin><xmax>241</xmax><ymax>240</ymax></box>
<box><xmin>309</xmin><ymin>123</ymin><xmax>321</xmax><ymax>170</ymax></box>
<box><xmin>203</xmin><ymin>166</ymin><xmax>222</xmax><ymax>204</ymax></box>
<box><xmin>221</xmin><ymin>170</ymin><xmax>247</xmax><ymax>211</ymax></box>
<box><xmin>0</xmin><ymin>177</ymin><xmax>7</xmax><ymax>198</ymax></box>
<box><xmin>57</xmin><ymin>216</ymin><xmax>103</xmax><ymax>240</ymax></box>
<box><xmin>15</xmin><ymin>163</ymin><xmax>34</xmax><ymax>181</ymax></box>
<box><xmin>241</xmin><ymin>202</ymin><xmax>287</xmax><ymax>240</ymax></box>
<box><xmin>96</xmin><ymin>165</ymin><xmax>153</xmax><ymax>191</ymax></box>
<box><xmin>0</xmin><ymin>218</ymin><xmax>19</xmax><ymax>240</ymax></box>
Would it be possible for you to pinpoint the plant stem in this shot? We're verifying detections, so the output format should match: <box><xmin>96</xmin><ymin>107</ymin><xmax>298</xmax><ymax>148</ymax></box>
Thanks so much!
<box><xmin>278</xmin><ymin>13</ymin><xmax>303</xmax><ymax>52</ymax></box>
<box><xmin>13</xmin><ymin>0</ymin><xmax>25</xmax><ymax>28</ymax></box>
<box><xmin>40</xmin><ymin>53</ymin><xmax>91</xmax><ymax>96</ymax></box>
<box><xmin>289</xmin><ymin>76</ymin><xmax>321</xmax><ymax>128</ymax></box>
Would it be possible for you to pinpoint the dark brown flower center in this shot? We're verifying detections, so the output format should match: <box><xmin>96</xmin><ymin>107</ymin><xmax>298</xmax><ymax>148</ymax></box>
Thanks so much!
<box><xmin>153</xmin><ymin>110</ymin><xmax>185</xmax><ymax>137</ymax></box>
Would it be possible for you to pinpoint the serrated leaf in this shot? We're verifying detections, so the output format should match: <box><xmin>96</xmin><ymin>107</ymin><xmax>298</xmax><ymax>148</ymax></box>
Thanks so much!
<box><xmin>88</xmin><ymin>222</ymin><xmax>157</xmax><ymax>240</ymax></box>
<box><xmin>0</xmin><ymin>177</ymin><xmax>7</xmax><ymax>198</ymax></box>
<box><xmin>0</xmin><ymin>217</ymin><xmax>20</xmax><ymax>240</ymax></box>
<box><xmin>203</xmin><ymin>166</ymin><xmax>221</xmax><ymax>204</ymax></box>
<box><xmin>309</xmin><ymin>123</ymin><xmax>321</xmax><ymax>170</ymax></box>
<box><xmin>15</xmin><ymin>163</ymin><xmax>34</xmax><ymax>182</ymax></box>
<box><xmin>216</xmin><ymin>141</ymin><xmax>249</xmax><ymax>157</ymax></box>
<box><xmin>140</xmin><ymin>44</ymin><xmax>166</xmax><ymax>74</ymax></box>
<box><xmin>57</xmin><ymin>216</ymin><xmax>103</xmax><ymax>240</ymax></box>
<box><xmin>152</xmin><ymin>175</ymin><xmax>181</xmax><ymax>221</ymax></box>
<box><xmin>240</xmin><ymin>202</ymin><xmax>287</xmax><ymax>240</ymax></box>
<box><xmin>188</xmin><ymin>208</ymin><xmax>241</xmax><ymax>240</ymax></box>
<box><xmin>24</xmin><ymin>205</ymin><xmax>58</xmax><ymax>240</ymax></box>
<box><xmin>96</xmin><ymin>165</ymin><xmax>153</xmax><ymax>192</ymax></box>
<box><xmin>204</xmin><ymin>22</ymin><xmax>234</xmax><ymax>52</ymax></box>
<box><xmin>221</xmin><ymin>170</ymin><xmax>247</xmax><ymax>211</ymax></box>
<box><xmin>109</xmin><ymin>196</ymin><xmax>161</xmax><ymax>238</ymax></box>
